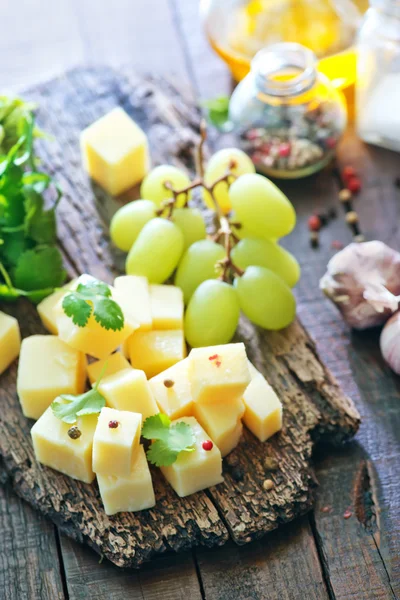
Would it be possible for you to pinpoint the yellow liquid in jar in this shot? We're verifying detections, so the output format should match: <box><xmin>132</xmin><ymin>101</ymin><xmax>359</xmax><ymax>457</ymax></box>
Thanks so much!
<box><xmin>207</xmin><ymin>0</ymin><xmax>368</xmax><ymax>116</ymax></box>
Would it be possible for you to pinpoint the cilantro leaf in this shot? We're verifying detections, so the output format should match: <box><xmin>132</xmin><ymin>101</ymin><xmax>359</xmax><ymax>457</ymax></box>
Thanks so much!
<box><xmin>51</xmin><ymin>388</ymin><xmax>106</xmax><ymax>424</ymax></box>
<box><xmin>62</xmin><ymin>278</ymin><xmax>124</xmax><ymax>332</ymax></box>
<box><xmin>62</xmin><ymin>293</ymin><xmax>92</xmax><ymax>327</ymax></box>
<box><xmin>201</xmin><ymin>95</ymin><xmax>230</xmax><ymax>129</ymax></box>
<box><xmin>142</xmin><ymin>414</ymin><xmax>196</xmax><ymax>467</ymax></box>
<box><xmin>23</xmin><ymin>187</ymin><xmax>57</xmax><ymax>244</ymax></box>
<box><xmin>13</xmin><ymin>246</ymin><xmax>66</xmax><ymax>291</ymax></box>
<box><xmin>142</xmin><ymin>413</ymin><xmax>171</xmax><ymax>442</ymax></box>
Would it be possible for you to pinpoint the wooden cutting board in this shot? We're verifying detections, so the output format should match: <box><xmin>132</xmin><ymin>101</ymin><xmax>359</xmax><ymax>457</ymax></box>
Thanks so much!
<box><xmin>0</xmin><ymin>66</ymin><xmax>360</xmax><ymax>568</ymax></box>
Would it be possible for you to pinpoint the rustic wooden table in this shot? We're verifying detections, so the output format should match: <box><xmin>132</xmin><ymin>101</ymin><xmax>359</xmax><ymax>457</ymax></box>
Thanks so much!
<box><xmin>1</xmin><ymin>1</ymin><xmax>399</xmax><ymax>599</ymax></box>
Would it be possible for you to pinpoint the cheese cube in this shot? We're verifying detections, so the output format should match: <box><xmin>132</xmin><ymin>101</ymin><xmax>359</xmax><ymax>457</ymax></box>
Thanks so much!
<box><xmin>114</xmin><ymin>275</ymin><xmax>152</xmax><ymax>332</ymax></box>
<box><xmin>189</xmin><ymin>343</ymin><xmax>251</xmax><ymax>405</ymax></box>
<box><xmin>37</xmin><ymin>280</ymin><xmax>77</xmax><ymax>335</ymax></box>
<box><xmin>17</xmin><ymin>335</ymin><xmax>87</xmax><ymax>420</ymax></box>
<box><xmin>80</xmin><ymin>107</ymin><xmax>150</xmax><ymax>196</ymax></box>
<box><xmin>92</xmin><ymin>407</ymin><xmax>142</xmax><ymax>477</ymax></box>
<box><xmin>193</xmin><ymin>398</ymin><xmax>245</xmax><ymax>457</ymax></box>
<box><xmin>243</xmin><ymin>362</ymin><xmax>283</xmax><ymax>442</ymax></box>
<box><xmin>149</xmin><ymin>357</ymin><xmax>193</xmax><ymax>420</ymax></box>
<box><xmin>150</xmin><ymin>284</ymin><xmax>184</xmax><ymax>330</ymax></box>
<box><xmin>97</xmin><ymin>445</ymin><xmax>155</xmax><ymax>515</ymax></box>
<box><xmin>87</xmin><ymin>352</ymin><xmax>131</xmax><ymax>385</ymax></box>
<box><xmin>0</xmin><ymin>311</ymin><xmax>20</xmax><ymax>375</ymax></box>
<box><xmin>97</xmin><ymin>368</ymin><xmax>159</xmax><ymax>419</ymax></box>
<box><xmin>31</xmin><ymin>407</ymin><xmax>98</xmax><ymax>483</ymax></box>
<box><xmin>54</xmin><ymin>276</ymin><xmax>138</xmax><ymax>359</ymax></box>
<box><xmin>160</xmin><ymin>417</ymin><xmax>223</xmax><ymax>497</ymax></box>
<box><xmin>128</xmin><ymin>329</ymin><xmax>186</xmax><ymax>379</ymax></box>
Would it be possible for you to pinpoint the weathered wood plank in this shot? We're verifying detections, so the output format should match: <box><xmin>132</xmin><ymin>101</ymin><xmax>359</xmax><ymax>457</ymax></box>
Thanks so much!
<box><xmin>0</xmin><ymin>462</ymin><xmax>66</xmax><ymax>600</ymax></box>
<box><xmin>196</xmin><ymin>517</ymin><xmax>329</xmax><ymax>600</ymax></box>
<box><xmin>0</xmin><ymin>67</ymin><xmax>359</xmax><ymax>569</ymax></box>
<box><xmin>60</xmin><ymin>535</ymin><xmax>202</xmax><ymax>600</ymax></box>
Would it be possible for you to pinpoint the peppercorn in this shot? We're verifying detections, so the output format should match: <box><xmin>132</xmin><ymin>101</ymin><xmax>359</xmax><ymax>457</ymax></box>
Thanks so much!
<box><xmin>308</xmin><ymin>215</ymin><xmax>322</xmax><ymax>232</ymax></box>
<box><xmin>310</xmin><ymin>231</ymin><xmax>319</xmax><ymax>248</ymax></box>
<box><xmin>342</xmin><ymin>166</ymin><xmax>357</xmax><ymax>181</ymax></box>
<box><xmin>163</xmin><ymin>379</ymin><xmax>175</xmax><ymax>388</ymax></box>
<box><xmin>339</xmin><ymin>189</ymin><xmax>352</xmax><ymax>203</ymax></box>
<box><xmin>346</xmin><ymin>211</ymin><xmax>359</xmax><ymax>225</ymax></box>
<box><xmin>328</xmin><ymin>207</ymin><xmax>338</xmax><ymax>219</ymax></box>
<box><xmin>108</xmin><ymin>420</ymin><xmax>119</xmax><ymax>429</ymax></box>
<box><xmin>354</xmin><ymin>234</ymin><xmax>366</xmax><ymax>243</ymax></box>
<box><xmin>331</xmin><ymin>240</ymin><xmax>344</xmax><ymax>250</ymax></box>
<box><xmin>264</xmin><ymin>457</ymin><xmax>279</xmax><ymax>471</ymax></box>
<box><xmin>347</xmin><ymin>177</ymin><xmax>361</xmax><ymax>194</ymax></box>
<box><xmin>317</xmin><ymin>213</ymin><xmax>328</xmax><ymax>227</ymax></box>
<box><xmin>343</xmin><ymin>509</ymin><xmax>352</xmax><ymax>519</ymax></box>
<box><xmin>68</xmin><ymin>426</ymin><xmax>81</xmax><ymax>440</ymax></box>
<box><xmin>202</xmin><ymin>440</ymin><xmax>213</xmax><ymax>451</ymax></box>
<box><xmin>263</xmin><ymin>479</ymin><xmax>274</xmax><ymax>491</ymax></box>
<box><xmin>278</xmin><ymin>142</ymin><xmax>291</xmax><ymax>158</ymax></box>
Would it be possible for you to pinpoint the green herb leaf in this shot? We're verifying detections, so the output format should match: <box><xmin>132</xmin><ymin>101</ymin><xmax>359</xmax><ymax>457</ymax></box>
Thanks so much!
<box><xmin>13</xmin><ymin>246</ymin><xmax>66</xmax><ymax>292</ymax></box>
<box><xmin>201</xmin><ymin>95</ymin><xmax>230</xmax><ymax>129</ymax></box>
<box><xmin>62</xmin><ymin>277</ymin><xmax>124</xmax><ymax>332</ymax></box>
<box><xmin>51</xmin><ymin>388</ymin><xmax>106</xmax><ymax>424</ymax></box>
<box><xmin>142</xmin><ymin>413</ymin><xmax>196</xmax><ymax>467</ymax></box>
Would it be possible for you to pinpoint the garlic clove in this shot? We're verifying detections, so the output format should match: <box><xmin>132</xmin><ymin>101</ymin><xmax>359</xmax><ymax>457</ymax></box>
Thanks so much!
<box><xmin>380</xmin><ymin>312</ymin><xmax>400</xmax><ymax>375</ymax></box>
<box><xmin>320</xmin><ymin>241</ymin><xmax>400</xmax><ymax>329</ymax></box>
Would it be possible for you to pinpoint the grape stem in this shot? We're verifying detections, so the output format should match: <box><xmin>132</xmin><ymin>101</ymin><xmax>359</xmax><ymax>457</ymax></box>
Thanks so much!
<box><xmin>158</xmin><ymin>121</ymin><xmax>244</xmax><ymax>282</ymax></box>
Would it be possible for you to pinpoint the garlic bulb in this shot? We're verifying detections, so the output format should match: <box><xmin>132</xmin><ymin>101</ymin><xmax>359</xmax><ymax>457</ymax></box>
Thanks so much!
<box><xmin>320</xmin><ymin>241</ymin><xmax>400</xmax><ymax>329</ymax></box>
<box><xmin>380</xmin><ymin>312</ymin><xmax>400</xmax><ymax>374</ymax></box>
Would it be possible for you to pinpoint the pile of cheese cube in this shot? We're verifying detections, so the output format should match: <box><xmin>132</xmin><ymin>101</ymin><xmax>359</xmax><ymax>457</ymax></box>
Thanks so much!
<box><xmin>0</xmin><ymin>274</ymin><xmax>282</xmax><ymax>516</ymax></box>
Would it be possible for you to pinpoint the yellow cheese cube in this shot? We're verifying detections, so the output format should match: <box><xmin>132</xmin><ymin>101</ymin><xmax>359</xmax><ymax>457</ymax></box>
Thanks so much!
<box><xmin>149</xmin><ymin>357</ymin><xmax>193</xmax><ymax>420</ymax></box>
<box><xmin>114</xmin><ymin>275</ymin><xmax>152</xmax><ymax>332</ymax></box>
<box><xmin>80</xmin><ymin>107</ymin><xmax>150</xmax><ymax>196</ymax></box>
<box><xmin>37</xmin><ymin>280</ymin><xmax>77</xmax><ymax>335</ymax></box>
<box><xmin>17</xmin><ymin>335</ymin><xmax>87</xmax><ymax>420</ymax></box>
<box><xmin>31</xmin><ymin>407</ymin><xmax>98</xmax><ymax>483</ymax></box>
<box><xmin>243</xmin><ymin>362</ymin><xmax>283</xmax><ymax>442</ymax></box>
<box><xmin>0</xmin><ymin>311</ymin><xmax>20</xmax><ymax>375</ymax></box>
<box><xmin>54</xmin><ymin>276</ymin><xmax>138</xmax><ymax>359</ymax></box>
<box><xmin>160</xmin><ymin>417</ymin><xmax>223</xmax><ymax>497</ymax></box>
<box><xmin>97</xmin><ymin>445</ymin><xmax>155</xmax><ymax>515</ymax></box>
<box><xmin>193</xmin><ymin>398</ymin><xmax>245</xmax><ymax>457</ymax></box>
<box><xmin>150</xmin><ymin>284</ymin><xmax>184</xmax><ymax>330</ymax></box>
<box><xmin>189</xmin><ymin>343</ymin><xmax>251</xmax><ymax>405</ymax></box>
<box><xmin>128</xmin><ymin>329</ymin><xmax>186</xmax><ymax>379</ymax></box>
<box><xmin>97</xmin><ymin>368</ymin><xmax>159</xmax><ymax>419</ymax></box>
<box><xmin>87</xmin><ymin>351</ymin><xmax>131</xmax><ymax>385</ymax></box>
<box><xmin>92</xmin><ymin>407</ymin><xmax>142</xmax><ymax>477</ymax></box>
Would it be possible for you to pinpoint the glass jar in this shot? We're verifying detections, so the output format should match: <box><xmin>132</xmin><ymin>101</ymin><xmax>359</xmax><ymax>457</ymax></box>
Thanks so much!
<box><xmin>356</xmin><ymin>0</ymin><xmax>400</xmax><ymax>151</ymax></box>
<box><xmin>200</xmin><ymin>0</ymin><xmax>368</xmax><ymax>106</ymax></box>
<box><xmin>229</xmin><ymin>43</ymin><xmax>348</xmax><ymax>179</ymax></box>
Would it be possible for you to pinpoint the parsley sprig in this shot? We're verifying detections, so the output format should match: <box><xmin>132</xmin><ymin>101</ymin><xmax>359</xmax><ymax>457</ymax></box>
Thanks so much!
<box><xmin>142</xmin><ymin>413</ymin><xmax>196</xmax><ymax>467</ymax></box>
<box><xmin>0</xmin><ymin>96</ymin><xmax>65</xmax><ymax>303</ymax></box>
<box><xmin>51</xmin><ymin>366</ymin><xmax>107</xmax><ymax>423</ymax></box>
<box><xmin>62</xmin><ymin>278</ymin><xmax>125</xmax><ymax>331</ymax></box>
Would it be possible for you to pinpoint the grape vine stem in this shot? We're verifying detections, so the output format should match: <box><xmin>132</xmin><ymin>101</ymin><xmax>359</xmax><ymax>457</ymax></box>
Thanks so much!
<box><xmin>159</xmin><ymin>120</ymin><xmax>244</xmax><ymax>282</ymax></box>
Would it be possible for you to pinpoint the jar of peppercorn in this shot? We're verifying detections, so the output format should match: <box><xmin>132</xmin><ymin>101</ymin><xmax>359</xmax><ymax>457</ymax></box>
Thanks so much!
<box><xmin>229</xmin><ymin>42</ymin><xmax>347</xmax><ymax>179</ymax></box>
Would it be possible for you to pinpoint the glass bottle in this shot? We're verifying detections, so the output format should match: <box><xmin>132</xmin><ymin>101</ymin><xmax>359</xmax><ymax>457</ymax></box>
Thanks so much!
<box><xmin>201</xmin><ymin>0</ymin><xmax>368</xmax><ymax>102</ymax></box>
<box><xmin>356</xmin><ymin>0</ymin><xmax>400</xmax><ymax>151</ymax></box>
<box><xmin>229</xmin><ymin>43</ymin><xmax>347</xmax><ymax>179</ymax></box>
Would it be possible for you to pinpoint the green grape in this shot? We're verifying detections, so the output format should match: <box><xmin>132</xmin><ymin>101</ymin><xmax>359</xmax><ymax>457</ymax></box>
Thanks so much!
<box><xmin>185</xmin><ymin>280</ymin><xmax>240</xmax><ymax>347</ymax></box>
<box><xmin>231</xmin><ymin>238</ymin><xmax>300</xmax><ymax>288</ymax></box>
<box><xmin>203</xmin><ymin>148</ymin><xmax>255</xmax><ymax>215</ymax></box>
<box><xmin>110</xmin><ymin>199</ymin><xmax>156</xmax><ymax>252</ymax></box>
<box><xmin>140</xmin><ymin>165</ymin><xmax>191</xmax><ymax>208</ymax></box>
<box><xmin>174</xmin><ymin>239</ymin><xmax>225</xmax><ymax>304</ymax></box>
<box><xmin>234</xmin><ymin>266</ymin><xmax>296</xmax><ymax>330</ymax></box>
<box><xmin>172</xmin><ymin>207</ymin><xmax>206</xmax><ymax>251</ymax></box>
<box><xmin>229</xmin><ymin>174</ymin><xmax>296</xmax><ymax>239</ymax></box>
<box><xmin>126</xmin><ymin>218</ymin><xmax>184</xmax><ymax>283</ymax></box>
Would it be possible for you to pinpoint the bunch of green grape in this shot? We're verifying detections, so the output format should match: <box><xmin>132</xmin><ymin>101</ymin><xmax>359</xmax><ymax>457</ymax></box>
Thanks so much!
<box><xmin>110</xmin><ymin>148</ymin><xmax>299</xmax><ymax>347</ymax></box>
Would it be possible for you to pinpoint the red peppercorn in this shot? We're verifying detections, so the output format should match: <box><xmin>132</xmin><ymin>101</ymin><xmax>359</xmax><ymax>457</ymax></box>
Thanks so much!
<box><xmin>252</xmin><ymin>151</ymin><xmax>263</xmax><ymax>164</ymax></box>
<box><xmin>342</xmin><ymin>166</ymin><xmax>357</xmax><ymax>181</ymax></box>
<box><xmin>260</xmin><ymin>143</ymin><xmax>271</xmax><ymax>155</ymax></box>
<box><xmin>108</xmin><ymin>420</ymin><xmax>119</xmax><ymax>429</ymax></box>
<box><xmin>278</xmin><ymin>142</ymin><xmax>291</xmax><ymax>158</ymax></box>
<box><xmin>343</xmin><ymin>509</ymin><xmax>352</xmax><ymax>520</ymax></box>
<box><xmin>347</xmin><ymin>177</ymin><xmax>361</xmax><ymax>194</ymax></box>
<box><xmin>202</xmin><ymin>440</ymin><xmax>213</xmax><ymax>451</ymax></box>
<box><xmin>308</xmin><ymin>214</ymin><xmax>322</xmax><ymax>232</ymax></box>
<box><xmin>325</xmin><ymin>137</ymin><xmax>337</xmax><ymax>149</ymax></box>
